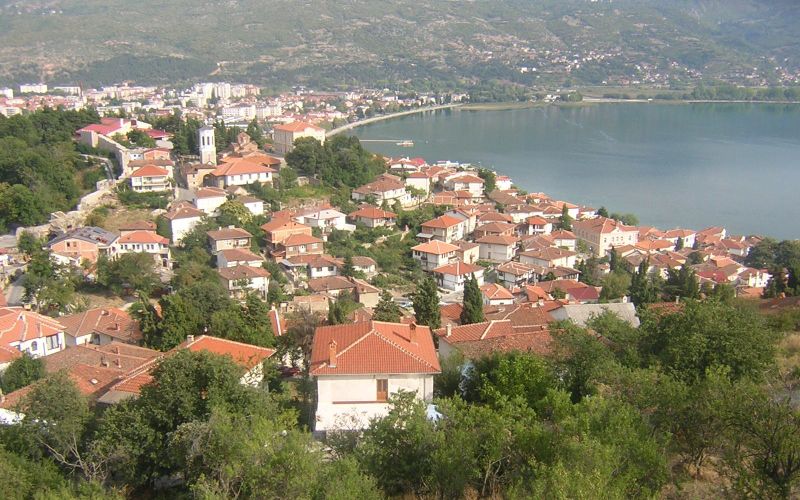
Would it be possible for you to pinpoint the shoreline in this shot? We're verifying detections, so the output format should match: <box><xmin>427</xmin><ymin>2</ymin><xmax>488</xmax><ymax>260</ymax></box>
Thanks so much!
<box><xmin>327</xmin><ymin>104</ymin><xmax>462</xmax><ymax>136</ymax></box>
<box><xmin>336</xmin><ymin>98</ymin><xmax>800</xmax><ymax>134</ymax></box>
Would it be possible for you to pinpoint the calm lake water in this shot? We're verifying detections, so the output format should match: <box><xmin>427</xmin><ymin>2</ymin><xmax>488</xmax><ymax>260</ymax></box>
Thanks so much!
<box><xmin>348</xmin><ymin>103</ymin><xmax>800</xmax><ymax>239</ymax></box>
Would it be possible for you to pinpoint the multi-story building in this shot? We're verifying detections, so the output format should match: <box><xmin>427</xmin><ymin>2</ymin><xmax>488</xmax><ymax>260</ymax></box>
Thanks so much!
<box><xmin>273</xmin><ymin>121</ymin><xmax>326</xmax><ymax>155</ymax></box>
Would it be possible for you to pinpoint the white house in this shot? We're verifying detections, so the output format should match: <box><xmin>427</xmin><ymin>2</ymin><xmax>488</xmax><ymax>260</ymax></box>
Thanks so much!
<box><xmin>115</xmin><ymin>230</ymin><xmax>171</xmax><ymax>268</ymax></box>
<box><xmin>206</xmin><ymin>155</ymin><xmax>279</xmax><ymax>188</ymax></box>
<box><xmin>194</xmin><ymin>187</ymin><xmax>228</xmax><ymax>215</ymax></box>
<box><xmin>348</xmin><ymin>206</ymin><xmax>397</xmax><ymax>228</ymax></box>
<box><xmin>572</xmin><ymin>217</ymin><xmax>639</xmax><ymax>257</ymax></box>
<box><xmin>419</xmin><ymin>215</ymin><xmax>467</xmax><ymax>243</ymax></box>
<box><xmin>443</xmin><ymin>173</ymin><xmax>484</xmax><ymax>198</ymax></box>
<box><xmin>519</xmin><ymin>247</ymin><xmax>577</xmax><ymax>269</ymax></box>
<box><xmin>218</xmin><ymin>265</ymin><xmax>271</xmax><ymax>299</ymax></box>
<box><xmin>476</xmin><ymin>235</ymin><xmax>518</xmax><ymax>262</ymax></box>
<box><xmin>129</xmin><ymin>164</ymin><xmax>172</xmax><ymax>192</ymax></box>
<box><xmin>310</xmin><ymin>321</ymin><xmax>441</xmax><ymax>432</ymax></box>
<box><xmin>217</xmin><ymin>248</ymin><xmax>264</xmax><ymax>269</ymax></box>
<box><xmin>164</xmin><ymin>203</ymin><xmax>205</xmax><ymax>244</ymax></box>
<box><xmin>207</xmin><ymin>227</ymin><xmax>253</xmax><ymax>255</ymax></box>
<box><xmin>294</xmin><ymin>208</ymin><xmax>351</xmax><ymax>232</ymax></box>
<box><xmin>480</xmin><ymin>283</ymin><xmax>515</xmax><ymax>306</ymax></box>
<box><xmin>411</xmin><ymin>240</ymin><xmax>460</xmax><ymax>272</ymax></box>
<box><xmin>432</xmin><ymin>261</ymin><xmax>485</xmax><ymax>292</ymax></box>
<box><xmin>352</xmin><ymin>174</ymin><xmax>412</xmax><ymax>207</ymax></box>
<box><xmin>0</xmin><ymin>308</ymin><xmax>66</xmax><ymax>361</ymax></box>
<box><xmin>237</xmin><ymin>195</ymin><xmax>264</xmax><ymax>216</ymax></box>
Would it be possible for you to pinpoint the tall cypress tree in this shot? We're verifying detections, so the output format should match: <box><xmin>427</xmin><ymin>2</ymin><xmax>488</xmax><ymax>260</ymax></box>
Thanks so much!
<box><xmin>413</xmin><ymin>276</ymin><xmax>441</xmax><ymax>329</ymax></box>
<box><xmin>460</xmin><ymin>275</ymin><xmax>485</xmax><ymax>325</ymax></box>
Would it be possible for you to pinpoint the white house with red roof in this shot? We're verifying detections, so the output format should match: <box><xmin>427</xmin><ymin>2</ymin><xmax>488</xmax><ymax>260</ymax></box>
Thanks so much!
<box><xmin>519</xmin><ymin>247</ymin><xmax>577</xmax><ymax>269</ymax></box>
<box><xmin>310</xmin><ymin>321</ymin><xmax>441</xmax><ymax>431</ymax></box>
<box><xmin>218</xmin><ymin>265</ymin><xmax>271</xmax><ymax>300</ymax></box>
<box><xmin>481</xmin><ymin>283</ymin><xmax>515</xmax><ymax>306</ymax></box>
<box><xmin>129</xmin><ymin>164</ymin><xmax>172</xmax><ymax>192</ymax></box>
<box><xmin>443</xmin><ymin>173</ymin><xmax>485</xmax><ymax>197</ymax></box>
<box><xmin>352</xmin><ymin>173</ymin><xmax>412</xmax><ymax>207</ymax></box>
<box><xmin>217</xmin><ymin>248</ymin><xmax>265</xmax><ymax>269</ymax></box>
<box><xmin>412</xmin><ymin>240</ymin><xmax>460</xmax><ymax>272</ymax></box>
<box><xmin>476</xmin><ymin>235</ymin><xmax>518</xmax><ymax>262</ymax></box>
<box><xmin>0</xmin><ymin>308</ymin><xmax>66</xmax><ymax>363</ymax></box>
<box><xmin>59</xmin><ymin>307</ymin><xmax>142</xmax><ymax>347</ymax></box>
<box><xmin>432</xmin><ymin>261</ymin><xmax>485</xmax><ymax>292</ymax></box>
<box><xmin>273</xmin><ymin>121</ymin><xmax>326</xmax><ymax>155</ymax></box>
<box><xmin>419</xmin><ymin>215</ymin><xmax>467</xmax><ymax>243</ymax></box>
<box><xmin>114</xmin><ymin>230</ymin><xmax>171</xmax><ymax>267</ymax></box>
<box><xmin>193</xmin><ymin>186</ymin><xmax>228</xmax><ymax>215</ymax></box>
<box><xmin>206</xmin><ymin>155</ymin><xmax>278</xmax><ymax>188</ymax></box>
<box><xmin>572</xmin><ymin>217</ymin><xmax>639</xmax><ymax>257</ymax></box>
<box><xmin>347</xmin><ymin>206</ymin><xmax>397</xmax><ymax>228</ymax></box>
<box><xmin>164</xmin><ymin>202</ymin><xmax>205</xmax><ymax>244</ymax></box>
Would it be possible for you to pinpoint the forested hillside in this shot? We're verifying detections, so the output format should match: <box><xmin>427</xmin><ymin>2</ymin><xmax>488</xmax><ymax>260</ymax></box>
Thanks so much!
<box><xmin>0</xmin><ymin>0</ymin><xmax>798</xmax><ymax>89</ymax></box>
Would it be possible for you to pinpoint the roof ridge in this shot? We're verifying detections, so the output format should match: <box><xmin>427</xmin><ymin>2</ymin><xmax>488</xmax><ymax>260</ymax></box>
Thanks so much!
<box><xmin>373</xmin><ymin>327</ymin><xmax>437</xmax><ymax>371</ymax></box>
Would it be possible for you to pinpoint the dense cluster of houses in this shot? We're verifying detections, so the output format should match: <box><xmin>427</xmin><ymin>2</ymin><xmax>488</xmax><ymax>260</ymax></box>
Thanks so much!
<box><xmin>0</xmin><ymin>119</ymin><xmax>775</xmax><ymax>433</ymax></box>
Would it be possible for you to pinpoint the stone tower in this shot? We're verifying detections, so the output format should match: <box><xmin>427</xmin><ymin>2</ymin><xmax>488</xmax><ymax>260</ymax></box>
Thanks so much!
<box><xmin>198</xmin><ymin>125</ymin><xmax>216</xmax><ymax>165</ymax></box>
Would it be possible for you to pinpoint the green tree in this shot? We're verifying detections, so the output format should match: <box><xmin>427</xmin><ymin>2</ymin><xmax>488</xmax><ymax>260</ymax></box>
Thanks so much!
<box><xmin>460</xmin><ymin>275</ymin><xmax>485</xmax><ymax>325</ymax></box>
<box><xmin>412</xmin><ymin>276</ymin><xmax>441</xmax><ymax>329</ymax></box>
<box><xmin>0</xmin><ymin>354</ymin><xmax>45</xmax><ymax>393</ymax></box>
<box><xmin>640</xmin><ymin>300</ymin><xmax>777</xmax><ymax>383</ymax></box>
<box><xmin>597</xmin><ymin>206</ymin><xmax>609</xmax><ymax>218</ymax></box>
<box><xmin>477</xmin><ymin>168</ymin><xmax>496</xmax><ymax>193</ymax></box>
<box><xmin>664</xmin><ymin>264</ymin><xmax>699</xmax><ymax>300</ymax></box>
<box><xmin>327</xmin><ymin>298</ymin><xmax>348</xmax><ymax>325</ymax></box>
<box><xmin>675</xmin><ymin>236</ymin><xmax>685</xmax><ymax>250</ymax></box>
<box><xmin>96</xmin><ymin>253</ymin><xmax>160</xmax><ymax>296</ymax></box>
<box><xmin>373</xmin><ymin>290</ymin><xmax>402</xmax><ymax>322</ymax></box>
<box><xmin>629</xmin><ymin>260</ymin><xmax>659</xmax><ymax>307</ymax></box>
<box><xmin>558</xmin><ymin>204</ymin><xmax>572</xmax><ymax>230</ymax></box>
<box><xmin>245</xmin><ymin>119</ymin><xmax>265</xmax><ymax>148</ymax></box>
<box><xmin>341</xmin><ymin>254</ymin><xmax>356</xmax><ymax>278</ymax></box>
<box><xmin>600</xmin><ymin>270</ymin><xmax>631</xmax><ymax>302</ymax></box>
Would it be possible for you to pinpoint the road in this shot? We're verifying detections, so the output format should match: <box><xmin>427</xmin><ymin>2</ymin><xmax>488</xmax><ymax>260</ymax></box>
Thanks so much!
<box><xmin>80</xmin><ymin>154</ymin><xmax>116</xmax><ymax>181</ymax></box>
<box><xmin>327</xmin><ymin>104</ymin><xmax>461</xmax><ymax>136</ymax></box>
<box><xmin>4</xmin><ymin>274</ymin><xmax>25</xmax><ymax>306</ymax></box>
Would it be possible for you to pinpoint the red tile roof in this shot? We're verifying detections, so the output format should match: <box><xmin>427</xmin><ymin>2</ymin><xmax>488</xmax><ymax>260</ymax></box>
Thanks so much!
<box><xmin>118</xmin><ymin>230</ymin><xmax>169</xmax><ymax>245</ymax></box>
<box><xmin>218</xmin><ymin>265</ymin><xmax>271</xmax><ymax>281</ymax></box>
<box><xmin>282</xmin><ymin>233</ymin><xmax>323</xmax><ymax>246</ymax></box>
<box><xmin>310</xmin><ymin>321</ymin><xmax>440</xmax><ymax>376</ymax></box>
<box><xmin>182</xmin><ymin>335</ymin><xmax>276</xmax><ymax>369</ymax></box>
<box><xmin>412</xmin><ymin>240</ymin><xmax>460</xmax><ymax>255</ymax></box>
<box><xmin>274</xmin><ymin>121</ymin><xmax>324</xmax><ymax>132</ymax></box>
<box><xmin>0</xmin><ymin>308</ymin><xmax>65</xmax><ymax>349</ymax></box>
<box><xmin>481</xmin><ymin>283</ymin><xmax>514</xmax><ymax>301</ymax></box>
<box><xmin>211</xmin><ymin>155</ymin><xmax>278</xmax><ymax>177</ymax></box>
<box><xmin>348</xmin><ymin>206</ymin><xmax>397</xmax><ymax>219</ymax></box>
<box><xmin>432</xmin><ymin>260</ymin><xmax>482</xmax><ymax>276</ymax></box>
<box><xmin>421</xmin><ymin>215</ymin><xmax>463</xmax><ymax>229</ymax></box>
<box><xmin>130</xmin><ymin>164</ymin><xmax>169</xmax><ymax>177</ymax></box>
<box><xmin>207</xmin><ymin>227</ymin><xmax>252</xmax><ymax>241</ymax></box>
<box><xmin>59</xmin><ymin>308</ymin><xmax>142</xmax><ymax>344</ymax></box>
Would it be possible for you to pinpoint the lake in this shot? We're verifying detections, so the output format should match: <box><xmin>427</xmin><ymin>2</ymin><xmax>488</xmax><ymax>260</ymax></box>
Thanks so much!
<box><xmin>347</xmin><ymin>103</ymin><xmax>800</xmax><ymax>239</ymax></box>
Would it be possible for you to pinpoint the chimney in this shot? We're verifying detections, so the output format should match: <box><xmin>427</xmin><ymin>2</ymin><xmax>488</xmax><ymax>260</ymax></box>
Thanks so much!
<box><xmin>100</xmin><ymin>309</ymin><xmax>109</xmax><ymax>316</ymax></box>
<box><xmin>187</xmin><ymin>334</ymin><xmax>195</xmax><ymax>343</ymax></box>
<box><xmin>114</xmin><ymin>358</ymin><xmax>121</xmax><ymax>368</ymax></box>
<box><xmin>113</xmin><ymin>346</ymin><xmax>119</xmax><ymax>354</ymax></box>
<box><xmin>409</xmin><ymin>323</ymin><xmax>418</xmax><ymax>344</ymax></box>
<box><xmin>537</xmin><ymin>298</ymin><xmax>544</xmax><ymax>307</ymax></box>
<box><xmin>100</xmin><ymin>356</ymin><xmax>109</xmax><ymax>367</ymax></box>
<box><xmin>113</xmin><ymin>322</ymin><xmax>120</xmax><ymax>331</ymax></box>
<box><xmin>328</xmin><ymin>341</ymin><xmax>337</xmax><ymax>368</ymax></box>
<box><xmin>446</xmin><ymin>323</ymin><xmax>452</xmax><ymax>338</ymax></box>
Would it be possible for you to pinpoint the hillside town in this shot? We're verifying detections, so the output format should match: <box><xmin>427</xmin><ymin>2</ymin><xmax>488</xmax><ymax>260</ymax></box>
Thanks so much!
<box><xmin>0</xmin><ymin>96</ymin><xmax>780</xmax><ymax>426</ymax></box>
<box><xmin>0</xmin><ymin>90</ymin><xmax>799</xmax><ymax>498</ymax></box>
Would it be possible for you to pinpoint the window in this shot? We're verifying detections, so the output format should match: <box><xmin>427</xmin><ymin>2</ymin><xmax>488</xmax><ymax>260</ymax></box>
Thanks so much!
<box><xmin>376</xmin><ymin>379</ymin><xmax>388</xmax><ymax>402</ymax></box>
<box><xmin>30</xmin><ymin>341</ymin><xmax>38</xmax><ymax>352</ymax></box>
<box><xmin>46</xmin><ymin>335</ymin><xmax>59</xmax><ymax>350</ymax></box>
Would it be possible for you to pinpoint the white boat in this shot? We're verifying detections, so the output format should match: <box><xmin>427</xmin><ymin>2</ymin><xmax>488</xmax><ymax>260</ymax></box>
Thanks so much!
<box><xmin>396</xmin><ymin>140</ymin><xmax>414</xmax><ymax>147</ymax></box>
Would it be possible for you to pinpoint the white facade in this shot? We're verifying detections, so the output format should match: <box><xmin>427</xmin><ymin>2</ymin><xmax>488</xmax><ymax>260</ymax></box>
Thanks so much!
<box><xmin>413</xmin><ymin>249</ymin><xmax>457</xmax><ymax>272</ymax></box>
<box><xmin>170</xmin><ymin>215</ymin><xmax>202</xmax><ymax>244</ymax></box>
<box><xmin>315</xmin><ymin>374</ymin><xmax>435</xmax><ymax>431</ymax></box>
<box><xmin>130</xmin><ymin>173</ymin><xmax>170</xmax><ymax>192</ymax></box>
<box><xmin>14</xmin><ymin>333</ymin><xmax>65</xmax><ymax>358</ymax></box>
<box><xmin>220</xmin><ymin>171</ymin><xmax>272</xmax><ymax>187</ymax></box>
<box><xmin>195</xmin><ymin>194</ymin><xmax>227</xmax><ymax>215</ymax></box>
<box><xmin>478</xmin><ymin>242</ymin><xmax>516</xmax><ymax>262</ymax></box>
<box><xmin>436</xmin><ymin>269</ymin><xmax>485</xmax><ymax>292</ymax></box>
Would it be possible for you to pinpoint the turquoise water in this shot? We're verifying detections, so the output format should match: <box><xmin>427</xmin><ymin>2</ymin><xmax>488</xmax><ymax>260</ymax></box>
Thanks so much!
<box><xmin>348</xmin><ymin>103</ymin><xmax>800</xmax><ymax>239</ymax></box>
